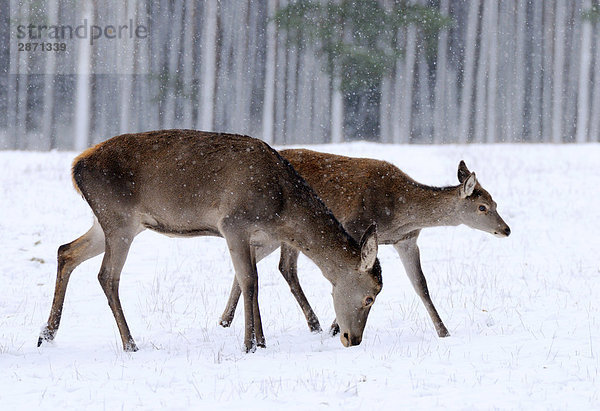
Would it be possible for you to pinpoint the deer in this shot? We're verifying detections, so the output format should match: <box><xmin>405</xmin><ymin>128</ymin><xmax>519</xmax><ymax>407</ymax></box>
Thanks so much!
<box><xmin>37</xmin><ymin>130</ymin><xmax>382</xmax><ymax>353</ymax></box>
<box><xmin>220</xmin><ymin>149</ymin><xmax>511</xmax><ymax>338</ymax></box>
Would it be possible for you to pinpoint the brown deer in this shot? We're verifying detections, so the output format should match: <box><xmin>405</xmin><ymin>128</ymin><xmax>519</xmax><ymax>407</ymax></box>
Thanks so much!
<box><xmin>37</xmin><ymin>131</ymin><xmax>382</xmax><ymax>352</ymax></box>
<box><xmin>220</xmin><ymin>149</ymin><xmax>510</xmax><ymax>337</ymax></box>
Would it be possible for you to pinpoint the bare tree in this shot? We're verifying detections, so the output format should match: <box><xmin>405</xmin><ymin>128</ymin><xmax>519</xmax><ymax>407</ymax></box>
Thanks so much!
<box><xmin>458</xmin><ymin>0</ymin><xmax>480</xmax><ymax>143</ymax></box>
<box><xmin>199</xmin><ymin>0</ymin><xmax>218</xmax><ymax>131</ymax></box>
<box><xmin>433</xmin><ymin>0</ymin><xmax>449</xmax><ymax>144</ymax></box>
<box><xmin>552</xmin><ymin>1</ymin><xmax>567</xmax><ymax>143</ymax></box>
<box><xmin>261</xmin><ymin>0</ymin><xmax>278</xmax><ymax>143</ymax></box>
<box><xmin>74</xmin><ymin>0</ymin><xmax>93</xmax><ymax>150</ymax></box>
<box><xmin>577</xmin><ymin>0</ymin><xmax>593</xmax><ymax>143</ymax></box>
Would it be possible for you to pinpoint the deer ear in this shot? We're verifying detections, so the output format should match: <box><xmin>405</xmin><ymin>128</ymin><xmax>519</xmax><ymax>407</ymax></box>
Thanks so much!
<box><xmin>458</xmin><ymin>161</ymin><xmax>471</xmax><ymax>183</ymax></box>
<box><xmin>359</xmin><ymin>223</ymin><xmax>378</xmax><ymax>271</ymax></box>
<box><xmin>460</xmin><ymin>172</ymin><xmax>477</xmax><ymax>198</ymax></box>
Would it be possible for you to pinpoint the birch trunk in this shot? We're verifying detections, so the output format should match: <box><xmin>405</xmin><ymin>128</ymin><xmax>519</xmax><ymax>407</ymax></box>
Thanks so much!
<box><xmin>552</xmin><ymin>1</ymin><xmax>567</xmax><ymax>143</ymax></box>
<box><xmin>589</xmin><ymin>23</ymin><xmax>600</xmax><ymax>142</ymax></box>
<box><xmin>16</xmin><ymin>1</ymin><xmax>29</xmax><ymax>148</ymax></box>
<box><xmin>485</xmin><ymin>1</ymin><xmax>498</xmax><ymax>143</ymax></box>
<box><xmin>576</xmin><ymin>0</ymin><xmax>593</xmax><ymax>143</ymax></box>
<box><xmin>119</xmin><ymin>0</ymin><xmax>136</xmax><ymax>134</ymax></box>
<box><xmin>458</xmin><ymin>0</ymin><xmax>479</xmax><ymax>143</ymax></box>
<box><xmin>433</xmin><ymin>0</ymin><xmax>449</xmax><ymax>144</ymax></box>
<box><xmin>181</xmin><ymin>0</ymin><xmax>196</xmax><ymax>129</ymax></box>
<box><xmin>474</xmin><ymin>1</ymin><xmax>490</xmax><ymax>143</ymax></box>
<box><xmin>529</xmin><ymin>0</ymin><xmax>544</xmax><ymax>142</ymax></box>
<box><xmin>42</xmin><ymin>0</ymin><xmax>59</xmax><ymax>148</ymax></box>
<box><xmin>541</xmin><ymin>1</ymin><xmax>555</xmax><ymax>142</ymax></box>
<box><xmin>232</xmin><ymin>1</ymin><xmax>249</xmax><ymax>132</ymax></box>
<box><xmin>74</xmin><ymin>1</ymin><xmax>93</xmax><ymax>150</ymax></box>
<box><xmin>164</xmin><ymin>2</ymin><xmax>183</xmax><ymax>128</ymax></box>
<box><xmin>399</xmin><ymin>23</ymin><xmax>417</xmax><ymax>143</ymax></box>
<box><xmin>261</xmin><ymin>0</ymin><xmax>277</xmax><ymax>143</ymax></box>
<box><xmin>330</xmin><ymin>75</ymin><xmax>344</xmax><ymax>143</ymax></box>
<box><xmin>199</xmin><ymin>0</ymin><xmax>218</xmax><ymax>131</ymax></box>
<box><xmin>511</xmin><ymin>0</ymin><xmax>527</xmax><ymax>142</ymax></box>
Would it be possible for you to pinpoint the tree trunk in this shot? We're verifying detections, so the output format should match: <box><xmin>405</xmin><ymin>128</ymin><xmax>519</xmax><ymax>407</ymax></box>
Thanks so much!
<box><xmin>485</xmin><ymin>1</ymin><xmax>498</xmax><ymax>143</ymax></box>
<box><xmin>474</xmin><ymin>1</ymin><xmax>490</xmax><ymax>143</ymax></box>
<box><xmin>433</xmin><ymin>0</ymin><xmax>449</xmax><ymax>144</ymax></box>
<box><xmin>399</xmin><ymin>22</ymin><xmax>417</xmax><ymax>143</ymax></box>
<box><xmin>232</xmin><ymin>1</ymin><xmax>249</xmax><ymax>133</ymax></box>
<box><xmin>74</xmin><ymin>1</ymin><xmax>93</xmax><ymax>150</ymax></box>
<box><xmin>552</xmin><ymin>1</ymin><xmax>567</xmax><ymax>143</ymax></box>
<box><xmin>330</xmin><ymin>75</ymin><xmax>344</xmax><ymax>143</ymax></box>
<box><xmin>589</xmin><ymin>18</ymin><xmax>600</xmax><ymax>142</ymax></box>
<box><xmin>541</xmin><ymin>1</ymin><xmax>555</xmax><ymax>142</ymax></box>
<box><xmin>42</xmin><ymin>0</ymin><xmax>59</xmax><ymax>149</ymax></box>
<box><xmin>261</xmin><ymin>0</ymin><xmax>277</xmax><ymax>143</ymax></box>
<box><xmin>119</xmin><ymin>0</ymin><xmax>136</xmax><ymax>134</ymax></box>
<box><xmin>181</xmin><ymin>0</ymin><xmax>196</xmax><ymax>129</ymax></box>
<box><xmin>529</xmin><ymin>0</ymin><xmax>544</xmax><ymax>142</ymax></box>
<box><xmin>511</xmin><ymin>0</ymin><xmax>527</xmax><ymax>142</ymax></box>
<box><xmin>199</xmin><ymin>0</ymin><xmax>218</xmax><ymax>131</ymax></box>
<box><xmin>458</xmin><ymin>0</ymin><xmax>479</xmax><ymax>143</ymax></box>
<box><xmin>164</xmin><ymin>2</ymin><xmax>183</xmax><ymax>128</ymax></box>
<box><xmin>576</xmin><ymin>0</ymin><xmax>592</xmax><ymax>143</ymax></box>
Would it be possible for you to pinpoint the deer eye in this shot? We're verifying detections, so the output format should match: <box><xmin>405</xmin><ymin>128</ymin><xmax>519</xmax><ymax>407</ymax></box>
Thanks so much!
<box><xmin>478</xmin><ymin>205</ymin><xmax>487</xmax><ymax>212</ymax></box>
<box><xmin>364</xmin><ymin>297</ymin><xmax>374</xmax><ymax>307</ymax></box>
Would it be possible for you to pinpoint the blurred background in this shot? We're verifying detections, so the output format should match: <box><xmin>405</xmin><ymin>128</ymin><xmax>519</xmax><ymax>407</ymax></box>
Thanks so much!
<box><xmin>1</xmin><ymin>0</ymin><xmax>599</xmax><ymax>150</ymax></box>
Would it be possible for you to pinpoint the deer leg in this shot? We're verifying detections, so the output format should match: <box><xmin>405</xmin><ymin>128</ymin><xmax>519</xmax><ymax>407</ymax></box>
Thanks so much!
<box><xmin>219</xmin><ymin>281</ymin><xmax>241</xmax><ymax>327</ymax></box>
<box><xmin>248</xmin><ymin>246</ymin><xmax>266</xmax><ymax>348</ymax></box>
<box><xmin>394</xmin><ymin>237</ymin><xmax>450</xmax><ymax>337</ymax></box>
<box><xmin>220</xmin><ymin>243</ymin><xmax>278</xmax><ymax>329</ymax></box>
<box><xmin>38</xmin><ymin>219</ymin><xmax>105</xmax><ymax>347</ymax></box>
<box><xmin>97</xmin><ymin>227</ymin><xmax>139</xmax><ymax>351</ymax></box>
<box><xmin>223</xmin><ymin>234</ymin><xmax>263</xmax><ymax>353</ymax></box>
<box><xmin>279</xmin><ymin>244</ymin><xmax>322</xmax><ymax>333</ymax></box>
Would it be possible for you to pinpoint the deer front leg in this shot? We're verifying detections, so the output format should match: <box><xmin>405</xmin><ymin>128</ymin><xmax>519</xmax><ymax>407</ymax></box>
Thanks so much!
<box><xmin>39</xmin><ymin>220</ymin><xmax>105</xmax><ymax>347</ymax></box>
<box><xmin>224</xmin><ymin>233</ymin><xmax>263</xmax><ymax>352</ymax></box>
<box><xmin>279</xmin><ymin>244</ymin><xmax>322</xmax><ymax>333</ymax></box>
<box><xmin>220</xmin><ymin>243</ymin><xmax>277</xmax><ymax>329</ymax></box>
<box><xmin>394</xmin><ymin>235</ymin><xmax>450</xmax><ymax>337</ymax></box>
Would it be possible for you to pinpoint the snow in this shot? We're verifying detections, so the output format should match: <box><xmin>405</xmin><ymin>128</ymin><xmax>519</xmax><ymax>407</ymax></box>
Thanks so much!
<box><xmin>1</xmin><ymin>143</ymin><xmax>599</xmax><ymax>409</ymax></box>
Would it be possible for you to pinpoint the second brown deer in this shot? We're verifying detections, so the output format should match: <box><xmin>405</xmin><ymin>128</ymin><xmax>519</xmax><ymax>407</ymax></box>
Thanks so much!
<box><xmin>220</xmin><ymin>149</ymin><xmax>510</xmax><ymax>337</ymax></box>
<box><xmin>38</xmin><ymin>131</ymin><xmax>382</xmax><ymax>352</ymax></box>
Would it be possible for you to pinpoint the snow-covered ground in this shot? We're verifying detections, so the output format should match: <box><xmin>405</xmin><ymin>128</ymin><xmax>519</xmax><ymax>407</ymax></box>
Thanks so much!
<box><xmin>1</xmin><ymin>143</ymin><xmax>599</xmax><ymax>409</ymax></box>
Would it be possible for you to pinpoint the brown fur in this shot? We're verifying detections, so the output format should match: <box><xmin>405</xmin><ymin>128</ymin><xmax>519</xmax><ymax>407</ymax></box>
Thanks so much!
<box><xmin>221</xmin><ymin>148</ymin><xmax>510</xmax><ymax>337</ymax></box>
<box><xmin>39</xmin><ymin>131</ymin><xmax>382</xmax><ymax>352</ymax></box>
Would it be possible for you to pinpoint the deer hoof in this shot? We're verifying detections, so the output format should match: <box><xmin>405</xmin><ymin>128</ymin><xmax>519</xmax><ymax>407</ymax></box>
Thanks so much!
<box><xmin>124</xmin><ymin>340</ymin><xmax>139</xmax><ymax>352</ymax></box>
<box><xmin>219</xmin><ymin>319</ymin><xmax>232</xmax><ymax>328</ymax></box>
<box><xmin>436</xmin><ymin>325</ymin><xmax>450</xmax><ymax>338</ymax></box>
<box><xmin>37</xmin><ymin>328</ymin><xmax>55</xmax><ymax>347</ymax></box>
<box><xmin>245</xmin><ymin>341</ymin><xmax>257</xmax><ymax>353</ymax></box>
<box><xmin>329</xmin><ymin>321</ymin><xmax>340</xmax><ymax>337</ymax></box>
<box><xmin>309</xmin><ymin>323</ymin><xmax>323</xmax><ymax>333</ymax></box>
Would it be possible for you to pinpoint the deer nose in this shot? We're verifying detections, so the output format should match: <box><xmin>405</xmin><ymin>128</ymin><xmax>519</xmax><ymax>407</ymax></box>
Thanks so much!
<box><xmin>341</xmin><ymin>332</ymin><xmax>362</xmax><ymax>347</ymax></box>
<box><xmin>504</xmin><ymin>227</ymin><xmax>511</xmax><ymax>236</ymax></box>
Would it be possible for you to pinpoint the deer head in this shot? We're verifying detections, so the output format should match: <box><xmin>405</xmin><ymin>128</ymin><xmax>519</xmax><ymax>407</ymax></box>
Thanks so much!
<box><xmin>457</xmin><ymin>161</ymin><xmax>511</xmax><ymax>238</ymax></box>
<box><xmin>331</xmin><ymin>223</ymin><xmax>382</xmax><ymax>347</ymax></box>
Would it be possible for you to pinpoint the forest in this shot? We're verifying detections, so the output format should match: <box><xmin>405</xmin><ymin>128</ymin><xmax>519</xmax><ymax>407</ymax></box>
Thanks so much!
<box><xmin>1</xmin><ymin>0</ymin><xmax>600</xmax><ymax>150</ymax></box>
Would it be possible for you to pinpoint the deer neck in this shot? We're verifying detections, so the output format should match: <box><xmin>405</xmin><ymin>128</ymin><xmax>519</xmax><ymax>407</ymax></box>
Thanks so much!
<box><xmin>281</xmin><ymin>209</ymin><xmax>359</xmax><ymax>285</ymax></box>
<box><xmin>395</xmin><ymin>183</ymin><xmax>463</xmax><ymax>230</ymax></box>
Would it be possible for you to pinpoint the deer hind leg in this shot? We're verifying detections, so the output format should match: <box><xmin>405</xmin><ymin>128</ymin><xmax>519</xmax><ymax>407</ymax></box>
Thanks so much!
<box><xmin>394</xmin><ymin>236</ymin><xmax>450</xmax><ymax>338</ymax></box>
<box><xmin>220</xmin><ymin>242</ymin><xmax>277</xmax><ymax>329</ymax></box>
<box><xmin>97</xmin><ymin>225</ymin><xmax>141</xmax><ymax>351</ymax></box>
<box><xmin>279</xmin><ymin>243</ymin><xmax>322</xmax><ymax>333</ymax></box>
<box><xmin>39</xmin><ymin>218</ymin><xmax>105</xmax><ymax>347</ymax></box>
